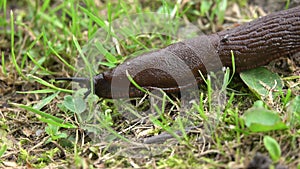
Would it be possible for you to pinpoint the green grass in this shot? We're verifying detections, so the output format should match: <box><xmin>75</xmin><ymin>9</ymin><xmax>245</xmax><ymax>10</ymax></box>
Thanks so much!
<box><xmin>1</xmin><ymin>0</ymin><xmax>299</xmax><ymax>168</ymax></box>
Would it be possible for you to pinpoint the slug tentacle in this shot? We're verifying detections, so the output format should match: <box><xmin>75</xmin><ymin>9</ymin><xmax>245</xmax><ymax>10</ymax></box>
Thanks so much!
<box><xmin>55</xmin><ymin>77</ymin><xmax>89</xmax><ymax>83</ymax></box>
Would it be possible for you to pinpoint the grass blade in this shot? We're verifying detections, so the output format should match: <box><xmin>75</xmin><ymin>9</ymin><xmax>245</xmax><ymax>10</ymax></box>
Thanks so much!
<box><xmin>10</xmin><ymin>10</ymin><xmax>27</xmax><ymax>80</ymax></box>
<box><xmin>28</xmin><ymin>74</ymin><xmax>73</xmax><ymax>93</ymax></box>
<box><xmin>11</xmin><ymin>103</ymin><xmax>76</xmax><ymax>129</ymax></box>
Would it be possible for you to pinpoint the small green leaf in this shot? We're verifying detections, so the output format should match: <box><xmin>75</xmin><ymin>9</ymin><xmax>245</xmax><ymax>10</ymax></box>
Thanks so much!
<box><xmin>63</xmin><ymin>95</ymin><xmax>86</xmax><ymax>114</ymax></box>
<box><xmin>45</xmin><ymin>124</ymin><xmax>68</xmax><ymax>142</ymax></box>
<box><xmin>240</xmin><ymin>67</ymin><xmax>283</xmax><ymax>98</ymax></box>
<box><xmin>74</xmin><ymin>97</ymin><xmax>86</xmax><ymax>114</ymax></box>
<box><xmin>252</xmin><ymin>100</ymin><xmax>265</xmax><ymax>108</ymax></box>
<box><xmin>45</xmin><ymin>124</ymin><xmax>59</xmax><ymax>136</ymax></box>
<box><xmin>63</xmin><ymin>95</ymin><xmax>76</xmax><ymax>112</ymax></box>
<box><xmin>263</xmin><ymin>136</ymin><xmax>281</xmax><ymax>162</ymax></box>
<box><xmin>243</xmin><ymin>107</ymin><xmax>287</xmax><ymax>132</ymax></box>
<box><xmin>0</xmin><ymin>144</ymin><xmax>7</xmax><ymax>158</ymax></box>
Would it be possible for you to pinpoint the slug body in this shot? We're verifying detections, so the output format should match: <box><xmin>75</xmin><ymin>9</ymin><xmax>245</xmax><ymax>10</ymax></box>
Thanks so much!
<box><xmin>66</xmin><ymin>6</ymin><xmax>300</xmax><ymax>98</ymax></box>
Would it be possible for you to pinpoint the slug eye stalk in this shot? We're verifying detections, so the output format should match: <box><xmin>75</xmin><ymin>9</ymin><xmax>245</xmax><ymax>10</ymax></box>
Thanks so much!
<box><xmin>55</xmin><ymin>77</ymin><xmax>90</xmax><ymax>83</ymax></box>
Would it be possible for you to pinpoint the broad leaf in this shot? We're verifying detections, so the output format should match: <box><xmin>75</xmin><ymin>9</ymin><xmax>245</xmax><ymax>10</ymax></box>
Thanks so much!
<box><xmin>63</xmin><ymin>95</ymin><xmax>86</xmax><ymax>114</ymax></box>
<box><xmin>240</xmin><ymin>67</ymin><xmax>283</xmax><ymax>98</ymax></box>
<box><xmin>244</xmin><ymin>106</ymin><xmax>287</xmax><ymax>132</ymax></box>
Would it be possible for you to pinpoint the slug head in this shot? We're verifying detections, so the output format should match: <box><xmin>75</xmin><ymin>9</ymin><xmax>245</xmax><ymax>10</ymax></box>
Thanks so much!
<box><xmin>94</xmin><ymin>73</ymin><xmax>114</xmax><ymax>98</ymax></box>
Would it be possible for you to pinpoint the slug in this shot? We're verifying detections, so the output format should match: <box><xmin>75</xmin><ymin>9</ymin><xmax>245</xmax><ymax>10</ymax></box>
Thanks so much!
<box><xmin>58</xmin><ymin>6</ymin><xmax>300</xmax><ymax>98</ymax></box>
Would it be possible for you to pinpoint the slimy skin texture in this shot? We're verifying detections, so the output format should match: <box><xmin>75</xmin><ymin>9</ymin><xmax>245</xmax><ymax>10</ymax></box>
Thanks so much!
<box><xmin>62</xmin><ymin>6</ymin><xmax>300</xmax><ymax>98</ymax></box>
<box><xmin>215</xmin><ymin>6</ymin><xmax>300</xmax><ymax>72</ymax></box>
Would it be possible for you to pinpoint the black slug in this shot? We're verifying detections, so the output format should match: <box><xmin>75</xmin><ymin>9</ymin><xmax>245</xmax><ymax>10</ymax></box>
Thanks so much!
<box><xmin>57</xmin><ymin>6</ymin><xmax>300</xmax><ymax>98</ymax></box>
